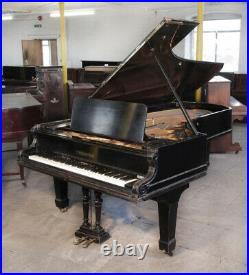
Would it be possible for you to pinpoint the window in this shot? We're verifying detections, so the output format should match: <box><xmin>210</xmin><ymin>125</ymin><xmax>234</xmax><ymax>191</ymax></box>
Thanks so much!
<box><xmin>42</xmin><ymin>40</ymin><xmax>51</xmax><ymax>66</ymax></box>
<box><xmin>192</xmin><ymin>19</ymin><xmax>241</xmax><ymax>72</ymax></box>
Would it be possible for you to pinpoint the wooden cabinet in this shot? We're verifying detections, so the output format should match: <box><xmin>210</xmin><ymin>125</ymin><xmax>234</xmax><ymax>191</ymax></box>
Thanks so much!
<box><xmin>36</xmin><ymin>66</ymin><xmax>66</xmax><ymax>121</ymax></box>
<box><xmin>207</xmin><ymin>76</ymin><xmax>231</xmax><ymax>107</ymax></box>
<box><xmin>206</xmin><ymin>76</ymin><xmax>243</xmax><ymax>153</ymax></box>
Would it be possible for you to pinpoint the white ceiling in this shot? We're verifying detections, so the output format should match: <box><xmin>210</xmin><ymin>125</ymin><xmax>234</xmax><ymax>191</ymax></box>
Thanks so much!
<box><xmin>2</xmin><ymin>2</ymin><xmax>246</xmax><ymax>19</ymax></box>
<box><xmin>2</xmin><ymin>2</ymin><xmax>209</xmax><ymax>15</ymax></box>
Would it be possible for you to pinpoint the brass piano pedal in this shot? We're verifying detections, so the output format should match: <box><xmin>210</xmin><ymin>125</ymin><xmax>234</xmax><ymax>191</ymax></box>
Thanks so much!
<box><xmin>73</xmin><ymin>235</ymin><xmax>86</xmax><ymax>245</ymax></box>
<box><xmin>21</xmin><ymin>181</ymin><xmax>27</xmax><ymax>187</ymax></box>
<box><xmin>81</xmin><ymin>237</ymin><xmax>96</xmax><ymax>248</ymax></box>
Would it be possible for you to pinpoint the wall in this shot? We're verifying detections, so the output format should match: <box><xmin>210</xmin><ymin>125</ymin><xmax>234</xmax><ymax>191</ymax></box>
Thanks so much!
<box><xmin>2</xmin><ymin>18</ymin><xmax>60</xmax><ymax>66</ymax></box>
<box><xmin>66</xmin><ymin>9</ymin><xmax>158</xmax><ymax>67</ymax></box>
<box><xmin>2</xmin><ymin>2</ymin><xmax>247</xmax><ymax>73</ymax></box>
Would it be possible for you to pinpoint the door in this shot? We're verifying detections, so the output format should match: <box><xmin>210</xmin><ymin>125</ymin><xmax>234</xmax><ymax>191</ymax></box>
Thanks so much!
<box><xmin>22</xmin><ymin>39</ymin><xmax>58</xmax><ymax>66</ymax></box>
<box><xmin>22</xmin><ymin>40</ymin><xmax>43</xmax><ymax>66</ymax></box>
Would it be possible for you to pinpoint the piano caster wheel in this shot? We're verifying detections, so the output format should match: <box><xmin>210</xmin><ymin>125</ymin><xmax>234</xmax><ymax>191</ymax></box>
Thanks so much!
<box><xmin>60</xmin><ymin>207</ymin><xmax>68</xmax><ymax>213</ymax></box>
<box><xmin>167</xmin><ymin>251</ymin><xmax>173</xmax><ymax>256</ymax></box>
<box><xmin>22</xmin><ymin>181</ymin><xmax>27</xmax><ymax>187</ymax></box>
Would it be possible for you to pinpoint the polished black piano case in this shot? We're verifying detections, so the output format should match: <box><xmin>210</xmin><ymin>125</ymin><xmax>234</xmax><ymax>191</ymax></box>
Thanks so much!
<box><xmin>19</xmin><ymin>18</ymin><xmax>232</xmax><ymax>255</ymax></box>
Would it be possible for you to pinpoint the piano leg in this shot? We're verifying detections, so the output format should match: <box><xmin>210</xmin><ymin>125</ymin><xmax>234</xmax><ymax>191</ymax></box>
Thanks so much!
<box><xmin>74</xmin><ymin>190</ymin><xmax>110</xmax><ymax>246</ymax></box>
<box><xmin>53</xmin><ymin>177</ymin><xmax>69</xmax><ymax>212</ymax></box>
<box><xmin>156</xmin><ymin>184</ymin><xmax>189</xmax><ymax>256</ymax></box>
<box><xmin>17</xmin><ymin>141</ymin><xmax>26</xmax><ymax>187</ymax></box>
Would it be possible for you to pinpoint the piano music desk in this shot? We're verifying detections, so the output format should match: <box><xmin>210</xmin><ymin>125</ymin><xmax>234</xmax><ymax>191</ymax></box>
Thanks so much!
<box><xmin>2</xmin><ymin>93</ymin><xmax>42</xmax><ymax>185</ymax></box>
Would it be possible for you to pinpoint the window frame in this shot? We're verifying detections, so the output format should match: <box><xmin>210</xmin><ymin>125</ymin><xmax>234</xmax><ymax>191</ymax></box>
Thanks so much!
<box><xmin>186</xmin><ymin>18</ymin><xmax>241</xmax><ymax>72</ymax></box>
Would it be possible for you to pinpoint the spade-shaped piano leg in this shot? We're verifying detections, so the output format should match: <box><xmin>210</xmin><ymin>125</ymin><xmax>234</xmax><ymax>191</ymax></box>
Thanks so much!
<box><xmin>156</xmin><ymin>184</ymin><xmax>189</xmax><ymax>256</ymax></box>
<box><xmin>53</xmin><ymin>177</ymin><xmax>69</xmax><ymax>211</ymax></box>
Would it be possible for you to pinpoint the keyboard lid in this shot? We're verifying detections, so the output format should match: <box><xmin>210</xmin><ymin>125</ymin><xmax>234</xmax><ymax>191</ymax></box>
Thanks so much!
<box><xmin>90</xmin><ymin>18</ymin><xmax>223</xmax><ymax>104</ymax></box>
<box><xmin>71</xmin><ymin>97</ymin><xmax>147</xmax><ymax>143</ymax></box>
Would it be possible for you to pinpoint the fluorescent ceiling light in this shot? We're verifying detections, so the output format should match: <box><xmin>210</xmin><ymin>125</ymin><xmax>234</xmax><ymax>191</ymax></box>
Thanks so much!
<box><xmin>2</xmin><ymin>14</ymin><xmax>13</xmax><ymax>21</ymax></box>
<box><xmin>50</xmin><ymin>10</ymin><xmax>95</xmax><ymax>18</ymax></box>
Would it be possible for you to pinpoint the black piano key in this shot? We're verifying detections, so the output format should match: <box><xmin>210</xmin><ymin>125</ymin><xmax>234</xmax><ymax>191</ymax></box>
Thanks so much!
<box><xmin>120</xmin><ymin>175</ymin><xmax>131</xmax><ymax>180</ymax></box>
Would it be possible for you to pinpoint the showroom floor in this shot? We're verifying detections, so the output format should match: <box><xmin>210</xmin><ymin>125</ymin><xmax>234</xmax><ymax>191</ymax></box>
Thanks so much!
<box><xmin>2</xmin><ymin>124</ymin><xmax>246</xmax><ymax>272</ymax></box>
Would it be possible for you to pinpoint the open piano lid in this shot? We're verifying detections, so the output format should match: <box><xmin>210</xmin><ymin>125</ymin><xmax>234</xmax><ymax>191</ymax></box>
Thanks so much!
<box><xmin>90</xmin><ymin>18</ymin><xmax>223</xmax><ymax>104</ymax></box>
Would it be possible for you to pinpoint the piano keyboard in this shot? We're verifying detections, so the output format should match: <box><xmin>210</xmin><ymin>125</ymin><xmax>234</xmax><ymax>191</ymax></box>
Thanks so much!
<box><xmin>28</xmin><ymin>155</ymin><xmax>139</xmax><ymax>188</ymax></box>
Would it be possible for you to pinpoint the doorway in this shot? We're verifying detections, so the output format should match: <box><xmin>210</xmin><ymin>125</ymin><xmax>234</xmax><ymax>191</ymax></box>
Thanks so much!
<box><xmin>22</xmin><ymin>39</ymin><xmax>58</xmax><ymax>66</ymax></box>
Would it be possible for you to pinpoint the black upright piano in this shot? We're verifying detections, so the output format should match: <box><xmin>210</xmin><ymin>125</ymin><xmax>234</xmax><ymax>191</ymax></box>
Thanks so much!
<box><xmin>19</xmin><ymin>18</ymin><xmax>232</xmax><ymax>256</ymax></box>
<box><xmin>2</xmin><ymin>66</ymin><xmax>37</xmax><ymax>94</ymax></box>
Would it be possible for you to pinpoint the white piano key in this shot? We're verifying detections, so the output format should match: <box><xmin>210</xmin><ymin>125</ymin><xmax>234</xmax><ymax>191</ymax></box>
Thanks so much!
<box><xmin>28</xmin><ymin>155</ymin><xmax>138</xmax><ymax>187</ymax></box>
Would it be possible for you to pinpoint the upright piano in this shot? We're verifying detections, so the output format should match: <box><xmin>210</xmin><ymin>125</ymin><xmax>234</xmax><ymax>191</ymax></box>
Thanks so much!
<box><xmin>81</xmin><ymin>60</ymin><xmax>120</xmax><ymax>68</ymax></box>
<box><xmin>2</xmin><ymin>66</ymin><xmax>37</xmax><ymax>94</ymax></box>
<box><xmin>3</xmin><ymin>93</ymin><xmax>42</xmax><ymax>185</ymax></box>
<box><xmin>19</xmin><ymin>18</ymin><xmax>232</xmax><ymax>255</ymax></box>
<box><xmin>81</xmin><ymin>60</ymin><xmax>120</xmax><ymax>86</ymax></box>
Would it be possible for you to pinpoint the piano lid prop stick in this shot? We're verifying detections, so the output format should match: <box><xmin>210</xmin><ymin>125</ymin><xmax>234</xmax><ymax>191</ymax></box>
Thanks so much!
<box><xmin>153</xmin><ymin>54</ymin><xmax>199</xmax><ymax>136</ymax></box>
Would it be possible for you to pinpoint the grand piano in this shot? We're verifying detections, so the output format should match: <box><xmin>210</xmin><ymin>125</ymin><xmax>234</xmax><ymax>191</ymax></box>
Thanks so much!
<box><xmin>19</xmin><ymin>18</ymin><xmax>232</xmax><ymax>256</ymax></box>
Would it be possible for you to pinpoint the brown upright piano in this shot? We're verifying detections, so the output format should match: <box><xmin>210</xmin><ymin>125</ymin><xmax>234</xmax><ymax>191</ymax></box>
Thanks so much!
<box><xmin>19</xmin><ymin>18</ymin><xmax>232</xmax><ymax>255</ymax></box>
<box><xmin>3</xmin><ymin>66</ymin><xmax>66</xmax><ymax>122</ymax></box>
<box><xmin>81</xmin><ymin>60</ymin><xmax>119</xmax><ymax>86</ymax></box>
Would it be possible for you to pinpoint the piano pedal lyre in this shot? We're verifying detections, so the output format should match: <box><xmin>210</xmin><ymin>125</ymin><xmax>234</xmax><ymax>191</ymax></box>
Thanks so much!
<box><xmin>74</xmin><ymin>188</ymin><xmax>110</xmax><ymax>247</ymax></box>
